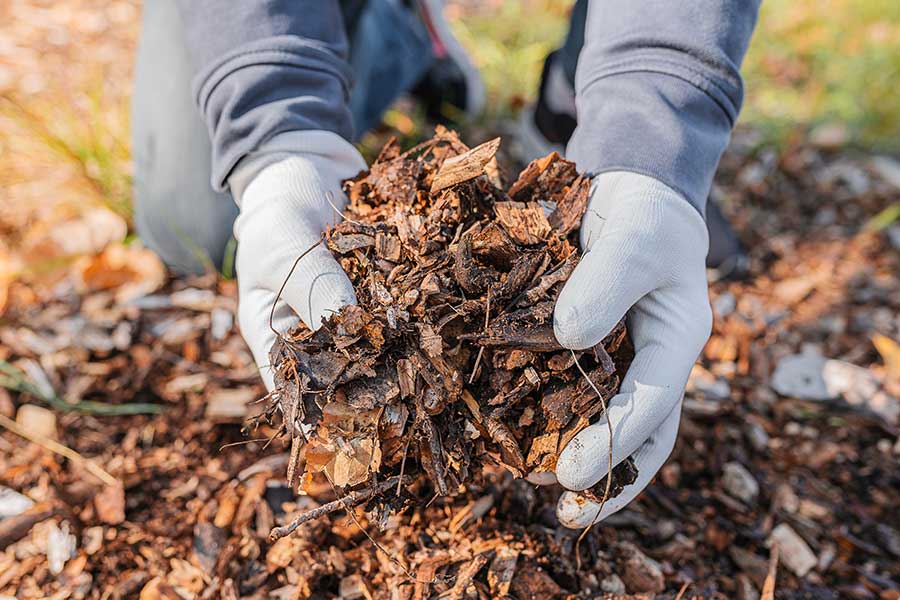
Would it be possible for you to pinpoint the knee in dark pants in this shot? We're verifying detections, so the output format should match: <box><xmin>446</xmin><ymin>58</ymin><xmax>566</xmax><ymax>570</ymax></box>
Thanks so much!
<box><xmin>131</xmin><ymin>0</ymin><xmax>237</xmax><ymax>275</ymax></box>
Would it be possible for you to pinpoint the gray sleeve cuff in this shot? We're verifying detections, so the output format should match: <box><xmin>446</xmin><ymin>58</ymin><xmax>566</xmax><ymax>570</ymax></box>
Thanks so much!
<box><xmin>177</xmin><ymin>1</ymin><xmax>354</xmax><ymax>192</ymax></box>
<box><xmin>567</xmin><ymin>68</ymin><xmax>735</xmax><ymax>215</ymax></box>
<box><xmin>567</xmin><ymin>0</ymin><xmax>760</xmax><ymax>215</ymax></box>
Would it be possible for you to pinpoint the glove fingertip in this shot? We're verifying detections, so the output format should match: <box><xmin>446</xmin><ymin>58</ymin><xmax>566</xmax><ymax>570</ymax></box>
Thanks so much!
<box><xmin>553</xmin><ymin>300</ymin><xmax>588</xmax><ymax>350</ymax></box>
<box><xmin>556</xmin><ymin>426</ymin><xmax>608</xmax><ymax>491</ymax></box>
<box><xmin>306</xmin><ymin>274</ymin><xmax>358</xmax><ymax>330</ymax></box>
<box><xmin>556</xmin><ymin>491</ymin><xmax>601</xmax><ymax>529</ymax></box>
<box><xmin>552</xmin><ymin>264</ymin><xmax>625</xmax><ymax>351</ymax></box>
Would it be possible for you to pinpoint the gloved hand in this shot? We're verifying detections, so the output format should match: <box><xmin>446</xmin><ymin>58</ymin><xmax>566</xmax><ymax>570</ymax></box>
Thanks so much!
<box><xmin>551</xmin><ymin>171</ymin><xmax>712</xmax><ymax>527</ymax></box>
<box><xmin>230</xmin><ymin>132</ymin><xmax>367</xmax><ymax>390</ymax></box>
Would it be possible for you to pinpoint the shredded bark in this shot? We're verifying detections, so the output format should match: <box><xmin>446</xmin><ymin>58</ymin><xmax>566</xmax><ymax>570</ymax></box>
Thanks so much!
<box><xmin>253</xmin><ymin>128</ymin><xmax>635</xmax><ymax>517</ymax></box>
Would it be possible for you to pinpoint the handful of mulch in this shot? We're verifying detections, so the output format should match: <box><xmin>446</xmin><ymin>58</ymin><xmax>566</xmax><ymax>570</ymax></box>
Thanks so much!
<box><xmin>251</xmin><ymin>128</ymin><xmax>635</xmax><ymax>532</ymax></box>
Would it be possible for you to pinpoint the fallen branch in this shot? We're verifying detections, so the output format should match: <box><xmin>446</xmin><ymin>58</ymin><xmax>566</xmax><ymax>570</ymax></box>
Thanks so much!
<box><xmin>0</xmin><ymin>413</ymin><xmax>118</xmax><ymax>486</ymax></box>
<box><xmin>269</xmin><ymin>475</ymin><xmax>412</xmax><ymax>541</ymax></box>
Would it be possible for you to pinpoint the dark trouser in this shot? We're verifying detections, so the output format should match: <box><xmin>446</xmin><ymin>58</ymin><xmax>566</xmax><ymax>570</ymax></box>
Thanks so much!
<box><xmin>132</xmin><ymin>0</ymin><xmax>432</xmax><ymax>274</ymax></box>
<box><xmin>133</xmin><ymin>1</ymin><xmax>740</xmax><ymax>275</ymax></box>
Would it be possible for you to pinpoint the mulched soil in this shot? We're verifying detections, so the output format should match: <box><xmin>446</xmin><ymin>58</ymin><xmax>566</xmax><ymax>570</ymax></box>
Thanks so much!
<box><xmin>1</xmin><ymin>130</ymin><xmax>898</xmax><ymax>599</ymax></box>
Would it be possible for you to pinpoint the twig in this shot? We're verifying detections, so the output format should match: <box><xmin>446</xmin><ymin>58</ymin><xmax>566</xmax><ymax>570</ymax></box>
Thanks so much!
<box><xmin>761</xmin><ymin>543</ymin><xmax>779</xmax><ymax>600</ymax></box>
<box><xmin>571</xmin><ymin>350</ymin><xmax>615</xmax><ymax>569</ymax></box>
<box><xmin>0</xmin><ymin>413</ymin><xmax>118</xmax><ymax>487</ymax></box>
<box><xmin>268</xmin><ymin>235</ymin><xmax>326</xmax><ymax>343</ymax></box>
<box><xmin>0</xmin><ymin>360</ymin><xmax>161</xmax><ymax>415</ymax></box>
<box><xmin>674</xmin><ymin>581</ymin><xmax>691</xmax><ymax>600</ymax></box>
<box><xmin>468</xmin><ymin>289</ymin><xmax>491</xmax><ymax>384</ymax></box>
<box><xmin>324</xmin><ymin>190</ymin><xmax>363</xmax><ymax>226</ymax></box>
<box><xmin>269</xmin><ymin>474</ymin><xmax>412</xmax><ymax>541</ymax></box>
<box><xmin>281</xmin><ymin>471</ymin><xmax>431</xmax><ymax>584</ymax></box>
<box><xmin>397</xmin><ymin>437</ymin><xmax>411</xmax><ymax>497</ymax></box>
<box><xmin>218</xmin><ymin>438</ymin><xmax>269</xmax><ymax>451</ymax></box>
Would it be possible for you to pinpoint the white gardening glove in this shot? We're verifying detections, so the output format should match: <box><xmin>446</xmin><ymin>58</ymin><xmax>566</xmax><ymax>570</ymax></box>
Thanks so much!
<box><xmin>552</xmin><ymin>171</ymin><xmax>712</xmax><ymax>528</ymax></box>
<box><xmin>230</xmin><ymin>131</ymin><xmax>367</xmax><ymax>390</ymax></box>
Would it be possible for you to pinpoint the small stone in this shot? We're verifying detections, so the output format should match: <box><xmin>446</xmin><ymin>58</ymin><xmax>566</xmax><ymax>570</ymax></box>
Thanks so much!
<box><xmin>688</xmin><ymin>364</ymin><xmax>731</xmax><ymax>400</ymax></box>
<box><xmin>211</xmin><ymin>308</ymin><xmax>233</xmax><ymax>340</ymax></box>
<box><xmin>45</xmin><ymin>520</ymin><xmax>77</xmax><ymax>575</ymax></box>
<box><xmin>93</xmin><ymin>483</ymin><xmax>126</xmax><ymax>525</ymax></box>
<box><xmin>767</xmin><ymin>524</ymin><xmax>817</xmax><ymax>577</ymax></box>
<box><xmin>870</xmin><ymin>155</ymin><xmax>900</xmax><ymax>190</ymax></box>
<box><xmin>822</xmin><ymin>360</ymin><xmax>898</xmax><ymax>424</ymax></box>
<box><xmin>618</xmin><ymin>542</ymin><xmax>665</xmax><ymax>593</ymax></box>
<box><xmin>745</xmin><ymin>421</ymin><xmax>770</xmax><ymax>452</ymax></box>
<box><xmin>16</xmin><ymin>404</ymin><xmax>57</xmax><ymax>440</ymax></box>
<box><xmin>772</xmin><ymin>348</ymin><xmax>899</xmax><ymax>425</ymax></box>
<box><xmin>771</xmin><ymin>347</ymin><xmax>830</xmax><ymax>400</ymax></box>
<box><xmin>722</xmin><ymin>462</ymin><xmax>759</xmax><ymax>504</ymax></box>
<box><xmin>713</xmin><ymin>291</ymin><xmax>736</xmax><ymax>317</ymax></box>
<box><xmin>600</xmin><ymin>574</ymin><xmax>626</xmax><ymax>594</ymax></box>
<box><xmin>0</xmin><ymin>485</ymin><xmax>34</xmax><ymax>518</ymax></box>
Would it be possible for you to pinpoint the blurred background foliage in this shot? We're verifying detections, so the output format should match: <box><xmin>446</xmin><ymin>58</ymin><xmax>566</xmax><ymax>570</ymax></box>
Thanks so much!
<box><xmin>444</xmin><ymin>0</ymin><xmax>900</xmax><ymax>149</ymax></box>
<box><xmin>0</xmin><ymin>0</ymin><xmax>898</xmax><ymax>286</ymax></box>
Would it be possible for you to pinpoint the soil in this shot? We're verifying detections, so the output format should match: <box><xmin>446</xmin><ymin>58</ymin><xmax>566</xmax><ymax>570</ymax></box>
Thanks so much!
<box><xmin>0</xmin><ymin>128</ymin><xmax>898</xmax><ymax>598</ymax></box>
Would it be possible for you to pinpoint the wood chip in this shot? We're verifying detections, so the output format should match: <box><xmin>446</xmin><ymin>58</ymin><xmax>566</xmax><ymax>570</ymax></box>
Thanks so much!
<box><xmin>430</xmin><ymin>137</ymin><xmax>501</xmax><ymax>193</ymax></box>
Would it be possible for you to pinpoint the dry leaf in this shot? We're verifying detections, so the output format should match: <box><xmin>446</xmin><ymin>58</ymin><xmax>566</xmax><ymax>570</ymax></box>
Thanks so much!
<box><xmin>74</xmin><ymin>243</ymin><xmax>166</xmax><ymax>304</ymax></box>
<box><xmin>872</xmin><ymin>333</ymin><xmax>900</xmax><ymax>380</ymax></box>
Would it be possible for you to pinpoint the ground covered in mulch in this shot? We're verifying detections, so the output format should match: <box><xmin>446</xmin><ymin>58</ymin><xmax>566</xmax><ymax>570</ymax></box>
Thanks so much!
<box><xmin>1</xmin><ymin>129</ymin><xmax>899</xmax><ymax>599</ymax></box>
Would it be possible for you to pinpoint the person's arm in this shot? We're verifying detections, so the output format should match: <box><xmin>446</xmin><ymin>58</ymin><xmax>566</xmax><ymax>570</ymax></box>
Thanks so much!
<box><xmin>176</xmin><ymin>0</ymin><xmax>355</xmax><ymax>191</ymax></box>
<box><xmin>567</xmin><ymin>0</ymin><xmax>760</xmax><ymax>214</ymax></box>
<box><xmin>553</xmin><ymin>0</ymin><xmax>760</xmax><ymax>527</ymax></box>
<box><xmin>175</xmin><ymin>1</ymin><xmax>365</xmax><ymax>389</ymax></box>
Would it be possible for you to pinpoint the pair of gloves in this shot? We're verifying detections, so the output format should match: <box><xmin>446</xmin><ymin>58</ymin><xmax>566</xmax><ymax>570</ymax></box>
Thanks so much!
<box><xmin>231</xmin><ymin>131</ymin><xmax>711</xmax><ymax>527</ymax></box>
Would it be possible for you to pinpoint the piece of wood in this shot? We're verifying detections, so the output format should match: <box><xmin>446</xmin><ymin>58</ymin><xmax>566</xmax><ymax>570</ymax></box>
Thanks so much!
<box><xmin>0</xmin><ymin>502</ymin><xmax>55</xmax><ymax>550</ymax></box>
<box><xmin>493</xmin><ymin>201</ymin><xmax>551</xmax><ymax>245</ymax></box>
<box><xmin>268</xmin><ymin>475</ymin><xmax>411</xmax><ymax>541</ymax></box>
<box><xmin>548</xmin><ymin>174</ymin><xmax>591</xmax><ymax>234</ymax></box>
<box><xmin>430</xmin><ymin>137</ymin><xmax>501</xmax><ymax>193</ymax></box>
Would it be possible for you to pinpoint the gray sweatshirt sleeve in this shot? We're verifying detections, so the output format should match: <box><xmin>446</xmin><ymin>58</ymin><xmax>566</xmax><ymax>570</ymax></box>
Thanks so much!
<box><xmin>176</xmin><ymin>0</ymin><xmax>354</xmax><ymax>191</ymax></box>
<box><xmin>567</xmin><ymin>0</ymin><xmax>760</xmax><ymax>215</ymax></box>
